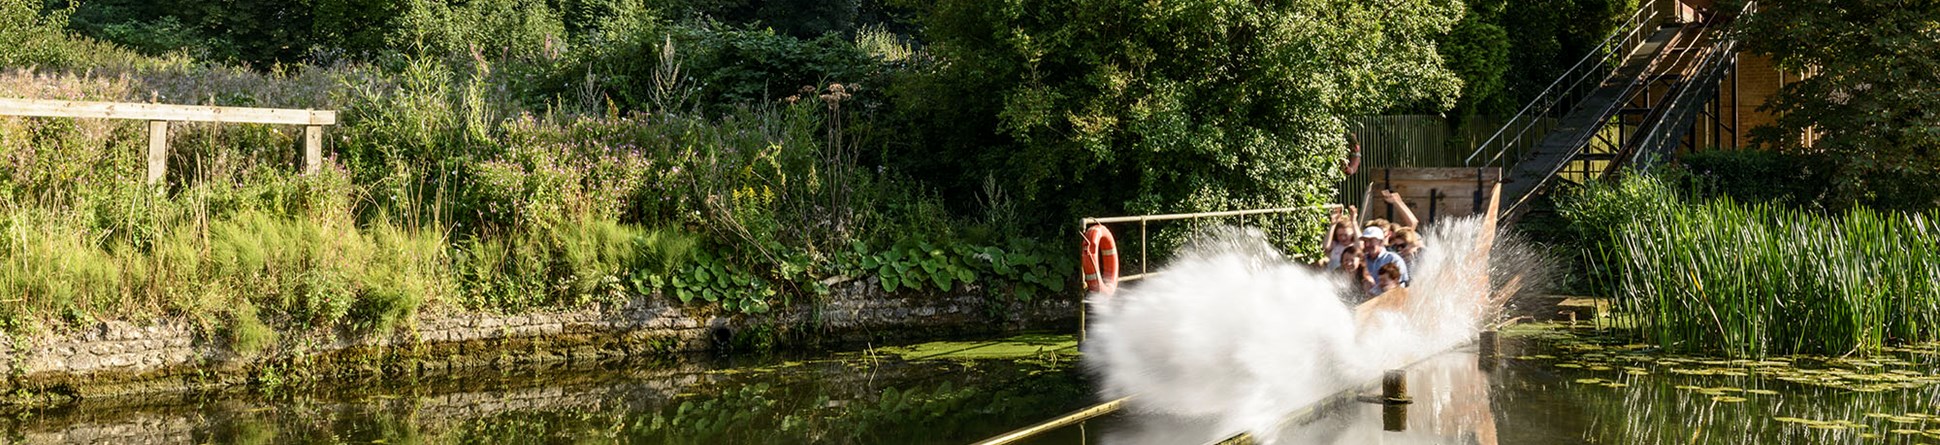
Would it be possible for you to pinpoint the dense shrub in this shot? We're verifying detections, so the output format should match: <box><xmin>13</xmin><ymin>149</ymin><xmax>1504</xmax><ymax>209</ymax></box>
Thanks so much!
<box><xmin>1674</xmin><ymin>150</ymin><xmax>1832</xmax><ymax>210</ymax></box>
<box><xmin>681</xmin><ymin>26</ymin><xmax>882</xmax><ymax>114</ymax></box>
<box><xmin>0</xmin><ymin>0</ymin><xmax>72</xmax><ymax>66</ymax></box>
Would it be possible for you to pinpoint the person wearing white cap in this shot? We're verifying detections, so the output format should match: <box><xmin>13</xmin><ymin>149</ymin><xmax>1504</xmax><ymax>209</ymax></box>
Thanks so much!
<box><xmin>1360</xmin><ymin>225</ymin><xmax>1409</xmax><ymax>295</ymax></box>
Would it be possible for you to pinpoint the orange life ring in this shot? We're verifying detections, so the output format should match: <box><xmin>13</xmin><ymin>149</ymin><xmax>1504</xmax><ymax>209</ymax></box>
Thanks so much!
<box><xmin>1081</xmin><ymin>224</ymin><xmax>1120</xmax><ymax>295</ymax></box>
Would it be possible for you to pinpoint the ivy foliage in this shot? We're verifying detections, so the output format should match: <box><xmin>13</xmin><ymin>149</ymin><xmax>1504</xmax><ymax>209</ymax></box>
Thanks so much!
<box><xmin>888</xmin><ymin>0</ymin><xmax>1464</xmax><ymax>232</ymax></box>
<box><xmin>1739</xmin><ymin>0</ymin><xmax>1940</xmax><ymax>212</ymax></box>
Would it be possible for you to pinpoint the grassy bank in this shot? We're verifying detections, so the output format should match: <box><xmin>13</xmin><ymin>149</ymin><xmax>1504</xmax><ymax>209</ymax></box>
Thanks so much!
<box><xmin>1560</xmin><ymin>174</ymin><xmax>1940</xmax><ymax>357</ymax></box>
<box><xmin>0</xmin><ymin>60</ymin><xmax>1075</xmax><ymax>351</ymax></box>
<box><xmin>0</xmin><ymin>17</ymin><xmax>1072</xmax><ymax>354</ymax></box>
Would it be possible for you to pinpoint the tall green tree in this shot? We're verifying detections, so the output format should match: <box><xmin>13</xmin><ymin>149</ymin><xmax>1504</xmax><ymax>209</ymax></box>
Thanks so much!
<box><xmin>891</xmin><ymin>0</ymin><xmax>1464</xmax><ymax>227</ymax></box>
<box><xmin>1740</xmin><ymin>0</ymin><xmax>1940</xmax><ymax>211</ymax></box>
<box><xmin>62</xmin><ymin>0</ymin><xmax>404</xmax><ymax>64</ymax></box>
<box><xmin>1429</xmin><ymin>0</ymin><xmax>1634</xmax><ymax>119</ymax></box>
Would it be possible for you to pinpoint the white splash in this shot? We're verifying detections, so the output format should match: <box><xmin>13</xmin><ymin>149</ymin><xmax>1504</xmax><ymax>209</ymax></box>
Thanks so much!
<box><xmin>1082</xmin><ymin>216</ymin><xmax>1512</xmax><ymax>437</ymax></box>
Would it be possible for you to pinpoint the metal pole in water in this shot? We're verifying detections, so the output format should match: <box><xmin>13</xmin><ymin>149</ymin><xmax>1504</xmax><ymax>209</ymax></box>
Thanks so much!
<box><xmin>1078</xmin><ymin>220</ymin><xmax>1088</xmax><ymax>344</ymax></box>
<box><xmin>969</xmin><ymin>398</ymin><xmax>1127</xmax><ymax>445</ymax></box>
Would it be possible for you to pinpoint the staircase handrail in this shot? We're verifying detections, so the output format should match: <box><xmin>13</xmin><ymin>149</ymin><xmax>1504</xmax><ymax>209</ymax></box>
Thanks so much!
<box><xmin>1462</xmin><ymin>3</ymin><xmax>1662</xmax><ymax>168</ymax></box>
<box><xmin>1625</xmin><ymin>0</ymin><xmax>1757</xmax><ymax>169</ymax></box>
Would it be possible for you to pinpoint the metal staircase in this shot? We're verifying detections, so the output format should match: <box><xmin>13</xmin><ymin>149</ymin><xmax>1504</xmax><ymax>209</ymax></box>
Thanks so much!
<box><xmin>1466</xmin><ymin>1</ymin><xmax>1757</xmax><ymax>219</ymax></box>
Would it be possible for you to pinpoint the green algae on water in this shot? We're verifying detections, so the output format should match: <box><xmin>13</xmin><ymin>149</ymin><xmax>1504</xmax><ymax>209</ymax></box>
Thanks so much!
<box><xmin>879</xmin><ymin>334</ymin><xmax>1078</xmax><ymax>361</ymax></box>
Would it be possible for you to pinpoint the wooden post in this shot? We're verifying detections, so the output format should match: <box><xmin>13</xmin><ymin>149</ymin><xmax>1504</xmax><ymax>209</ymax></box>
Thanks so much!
<box><xmin>1479</xmin><ymin>330</ymin><xmax>1500</xmax><ymax>359</ymax></box>
<box><xmin>1479</xmin><ymin>329</ymin><xmax>1502</xmax><ymax>372</ymax></box>
<box><xmin>1381</xmin><ymin>369</ymin><xmax>1410</xmax><ymax>404</ymax></box>
<box><xmin>1383</xmin><ymin>403</ymin><xmax>1408</xmax><ymax>432</ymax></box>
<box><xmin>146</xmin><ymin>120</ymin><xmax>168</xmax><ymax>185</ymax></box>
<box><xmin>304</xmin><ymin>124</ymin><xmax>324</xmax><ymax>174</ymax></box>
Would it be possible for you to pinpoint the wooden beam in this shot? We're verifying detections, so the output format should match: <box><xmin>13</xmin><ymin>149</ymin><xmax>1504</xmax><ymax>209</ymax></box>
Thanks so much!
<box><xmin>146</xmin><ymin>121</ymin><xmax>168</xmax><ymax>185</ymax></box>
<box><xmin>1383</xmin><ymin>167</ymin><xmax>1504</xmax><ymax>182</ymax></box>
<box><xmin>0</xmin><ymin>98</ymin><xmax>336</xmax><ymax>126</ymax></box>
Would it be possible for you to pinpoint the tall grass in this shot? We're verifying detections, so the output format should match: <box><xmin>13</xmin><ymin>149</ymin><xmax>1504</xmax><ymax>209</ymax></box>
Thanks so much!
<box><xmin>1565</xmin><ymin>175</ymin><xmax>1940</xmax><ymax>357</ymax></box>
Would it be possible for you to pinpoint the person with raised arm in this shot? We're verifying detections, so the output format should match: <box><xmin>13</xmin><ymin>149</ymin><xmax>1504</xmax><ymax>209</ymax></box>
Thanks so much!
<box><xmin>1376</xmin><ymin>189</ymin><xmax>1419</xmax><ymax>232</ymax></box>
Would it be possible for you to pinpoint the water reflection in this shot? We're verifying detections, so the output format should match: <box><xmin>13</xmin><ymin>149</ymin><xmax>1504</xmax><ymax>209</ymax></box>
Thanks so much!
<box><xmin>1061</xmin><ymin>351</ymin><xmax>1503</xmax><ymax>445</ymax></box>
<box><xmin>0</xmin><ymin>348</ymin><xmax>1092</xmax><ymax>444</ymax></box>
<box><xmin>1034</xmin><ymin>332</ymin><xmax>1940</xmax><ymax>444</ymax></box>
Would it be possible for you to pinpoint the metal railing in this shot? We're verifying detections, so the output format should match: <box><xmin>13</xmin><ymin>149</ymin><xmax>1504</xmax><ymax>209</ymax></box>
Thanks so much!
<box><xmin>1623</xmin><ymin>0</ymin><xmax>1758</xmax><ymax>170</ymax></box>
<box><xmin>1462</xmin><ymin>2</ymin><xmax>1664</xmax><ymax>172</ymax></box>
<box><xmin>1078</xmin><ymin>204</ymin><xmax>1342</xmax><ymax>284</ymax></box>
<box><xmin>1075</xmin><ymin>204</ymin><xmax>1341</xmax><ymax>344</ymax></box>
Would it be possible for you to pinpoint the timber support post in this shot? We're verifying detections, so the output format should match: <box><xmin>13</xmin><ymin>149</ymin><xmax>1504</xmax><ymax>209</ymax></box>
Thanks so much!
<box><xmin>146</xmin><ymin>121</ymin><xmax>168</xmax><ymax>185</ymax></box>
<box><xmin>304</xmin><ymin>125</ymin><xmax>324</xmax><ymax>174</ymax></box>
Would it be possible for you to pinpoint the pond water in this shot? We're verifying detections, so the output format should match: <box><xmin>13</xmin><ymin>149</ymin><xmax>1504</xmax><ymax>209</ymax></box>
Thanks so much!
<box><xmin>5</xmin><ymin>325</ymin><xmax>1938</xmax><ymax>444</ymax></box>
<box><xmin>1014</xmin><ymin>323</ymin><xmax>1940</xmax><ymax>445</ymax></box>
<box><xmin>0</xmin><ymin>334</ymin><xmax>1090</xmax><ymax>444</ymax></box>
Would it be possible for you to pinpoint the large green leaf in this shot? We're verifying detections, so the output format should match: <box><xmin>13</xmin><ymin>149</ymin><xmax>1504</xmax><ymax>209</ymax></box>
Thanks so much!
<box><xmin>932</xmin><ymin>272</ymin><xmax>953</xmax><ymax>291</ymax></box>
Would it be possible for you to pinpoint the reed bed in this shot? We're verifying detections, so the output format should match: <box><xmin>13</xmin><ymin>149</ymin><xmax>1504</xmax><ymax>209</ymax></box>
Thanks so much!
<box><xmin>1570</xmin><ymin>176</ymin><xmax>1940</xmax><ymax>357</ymax></box>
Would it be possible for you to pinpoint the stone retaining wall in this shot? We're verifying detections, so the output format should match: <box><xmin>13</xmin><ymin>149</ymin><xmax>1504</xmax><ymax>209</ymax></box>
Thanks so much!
<box><xmin>0</xmin><ymin>278</ymin><xmax>1077</xmax><ymax>400</ymax></box>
